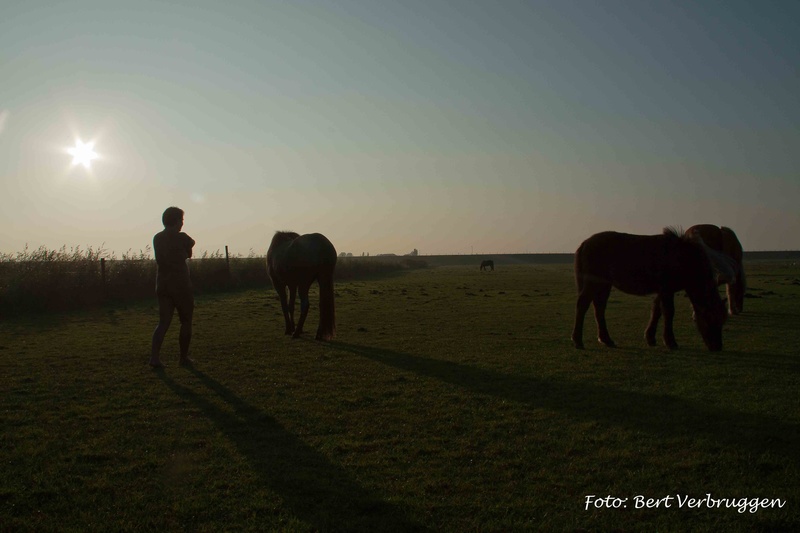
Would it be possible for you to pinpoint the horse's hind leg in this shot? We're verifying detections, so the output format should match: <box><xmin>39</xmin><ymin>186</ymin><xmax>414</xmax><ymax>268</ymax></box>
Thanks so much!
<box><xmin>660</xmin><ymin>293</ymin><xmax>678</xmax><ymax>349</ymax></box>
<box><xmin>645</xmin><ymin>295</ymin><xmax>661</xmax><ymax>346</ymax></box>
<box><xmin>287</xmin><ymin>286</ymin><xmax>297</xmax><ymax>334</ymax></box>
<box><xmin>592</xmin><ymin>285</ymin><xmax>615</xmax><ymax>347</ymax></box>
<box><xmin>316</xmin><ymin>271</ymin><xmax>336</xmax><ymax>341</ymax></box>
<box><xmin>571</xmin><ymin>290</ymin><xmax>593</xmax><ymax>349</ymax></box>
<box><xmin>292</xmin><ymin>282</ymin><xmax>312</xmax><ymax>339</ymax></box>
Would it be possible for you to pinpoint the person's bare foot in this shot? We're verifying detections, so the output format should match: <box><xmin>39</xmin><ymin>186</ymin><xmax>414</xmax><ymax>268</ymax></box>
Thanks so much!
<box><xmin>149</xmin><ymin>358</ymin><xmax>166</xmax><ymax>368</ymax></box>
<box><xmin>179</xmin><ymin>356</ymin><xmax>195</xmax><ymax>366</ymax></box>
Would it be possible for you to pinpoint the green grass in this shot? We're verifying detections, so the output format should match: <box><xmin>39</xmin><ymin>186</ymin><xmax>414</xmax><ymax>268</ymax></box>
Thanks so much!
<box><xmin>2</xmin><ymin>262</ymin><xmax>799</xmax><ymax>531</ymax></box>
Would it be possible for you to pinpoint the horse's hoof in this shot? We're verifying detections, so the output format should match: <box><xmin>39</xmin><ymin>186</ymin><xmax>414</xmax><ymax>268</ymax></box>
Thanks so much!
<box><xmin>599</xmin><ymin>338</ymin><xmax>616</xmax><ymax>348</ymax></box>
<box><xmin>665</xmin><ymin>343</ymin><xmax>679</xmax><ymax>350</ymax></box>
<box><xmin>645</xmin><ymin>336</ymin><xmax>657</xmax><ymax>347</ymax></box>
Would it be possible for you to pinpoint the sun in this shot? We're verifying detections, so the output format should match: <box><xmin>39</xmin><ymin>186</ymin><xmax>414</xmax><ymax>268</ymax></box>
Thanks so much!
<box><xmin>67</xmin><ymin>139</ymin><xmax>99</xmax><ymax>169</ymax></box>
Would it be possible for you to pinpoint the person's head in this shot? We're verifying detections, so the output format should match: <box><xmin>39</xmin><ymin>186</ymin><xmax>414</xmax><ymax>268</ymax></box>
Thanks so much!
<box><xmin>162</xmin><ymin>207</ymin><xmax>184</xmax><ymax>229</ymax></box>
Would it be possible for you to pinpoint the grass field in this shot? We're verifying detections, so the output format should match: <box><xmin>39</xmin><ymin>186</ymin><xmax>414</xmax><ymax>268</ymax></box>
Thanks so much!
<box><xmin>2</xmin><ymin>262</ymin><xmax>799</xmax><ymax>531</ymax></box>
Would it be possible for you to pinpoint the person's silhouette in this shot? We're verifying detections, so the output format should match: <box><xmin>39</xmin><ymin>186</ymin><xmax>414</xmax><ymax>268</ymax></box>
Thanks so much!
<box><xmin>149</xmin><ymin>207</ymin><xmax>195</xmax><ymax>368</ymax></box>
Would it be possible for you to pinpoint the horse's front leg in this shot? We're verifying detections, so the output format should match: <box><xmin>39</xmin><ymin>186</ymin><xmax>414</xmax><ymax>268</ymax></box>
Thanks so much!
<box><xmin>645</xmin><ymin>295</ymin><xmax>661</xmax><ymax>346</ymax></box>
<box><xmin>286</xmin><ymin>285</ymin><xmax>297</xmax><ymax>335</ymax></box>
<box><xmin>292</xmin><ymin>282</ymin><xmax>312</xmax><ymax>338</ymax></box>
<box><xmin>274</xmin><ymin>284</ymin><xmax>294</xmax><ymax>335</ymax></box>
<box><xmin>660</xmin><ymin>292</ymin><xmax>678</xmax><ymax>349</ymax></box>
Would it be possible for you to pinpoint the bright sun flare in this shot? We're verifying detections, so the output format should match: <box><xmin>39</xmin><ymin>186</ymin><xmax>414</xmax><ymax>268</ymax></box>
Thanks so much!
<box><xmin>68</xmin><ymin>139</ymin><xmax>99</xmax><ymax>169</ymax></box>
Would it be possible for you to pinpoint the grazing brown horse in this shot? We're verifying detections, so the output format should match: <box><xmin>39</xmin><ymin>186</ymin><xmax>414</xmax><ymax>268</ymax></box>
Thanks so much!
<box><xmin>480</xmin><ymin>260</ymin><xmax>494</xmax><ymax>271</ymax></box>
<box><xmin>686</xmin><ymin>224</ymin><xmax>745</xmax><ymax>315</ymax></box>
<box><xmin>267</xmin><ymin>231</ymin><xmax>337</xmax><ymax>340</ymax></box>
<box><xmin>571</xmin><ymin>228</ymin><xmax>729</xmax><ymax>351</ymax></box>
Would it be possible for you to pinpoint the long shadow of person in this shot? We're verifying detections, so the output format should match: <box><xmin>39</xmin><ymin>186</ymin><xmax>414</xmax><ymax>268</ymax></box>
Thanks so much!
<box><xmin>157</xmin><ymin>368</ymin><xmax>424</xmax><ymax>531</ymax></box>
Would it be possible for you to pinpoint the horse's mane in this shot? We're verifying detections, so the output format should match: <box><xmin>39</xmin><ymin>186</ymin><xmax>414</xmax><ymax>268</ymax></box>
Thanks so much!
<box><xmin>270</xmin><ymin>231</ymin><xmax>300</xmax><ymax>248</ymax></box>
<box><xmin>670</xmin><ymin>226</ymin><xmax>737</xmax><ymax>282</ymax></box>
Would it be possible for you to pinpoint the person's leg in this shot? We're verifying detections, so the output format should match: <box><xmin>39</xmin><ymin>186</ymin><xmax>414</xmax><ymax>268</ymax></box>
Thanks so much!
<box><xmin>176</xmin><ymin>293</ymin><xmax>195</xmax><ymax>365</ymax></box>
<box><xmin>150</xmin><ymin>296</ymin><xmax>175</xmax><ymax>367</ymax></box>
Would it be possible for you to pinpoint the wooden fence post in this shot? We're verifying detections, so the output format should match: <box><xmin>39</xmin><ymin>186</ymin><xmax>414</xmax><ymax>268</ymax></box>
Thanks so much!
<box><xmin>225</xmin><ymin>246</ymin><xmax>231</xmax><ymax>281</ymax></box>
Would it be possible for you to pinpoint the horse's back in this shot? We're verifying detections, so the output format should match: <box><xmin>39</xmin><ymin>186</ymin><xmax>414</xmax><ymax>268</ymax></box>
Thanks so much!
<box><xmin>687</xmin><ymin>224</ymin><xmax>743</xmax><ymax>264</ymax></box>
<box><xmin>576</xmin><ymin>231</ymin><xmax>656</xmax><ymax>270</ymax></box>
<box><xmin>720</xmin><ymin>226</ymin><xmax>743</xmax><ymax>262</ymax></box>
<box><xmin>575</xmin><ymin>231</ymin><xmax>633</xmax><ymax>281</ymax></box>
<box><xmin>686</xmin><ymin>224</ymin><xmax>724</xmax><ymax>251</ymax></box>
<box><xmin>575</xmin><ymin>231</ymin><xmax>680</xmax><ymax>295</ymax></box>
<box><xmin>267</xmin><ymin>232</ymin><xmax>337</xmax><ymax>284</ymax></box>
<box><xmin>291</xmin><ymin>233</ymin><xmax>337</xmax><ymax>267</ymax></box>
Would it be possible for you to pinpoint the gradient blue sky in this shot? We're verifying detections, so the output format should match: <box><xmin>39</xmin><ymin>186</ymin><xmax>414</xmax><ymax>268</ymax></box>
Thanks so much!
<box><xmin>2</xmin><ymin>0</ymin><xmax>798</xmax><ymax>256</ymax></box>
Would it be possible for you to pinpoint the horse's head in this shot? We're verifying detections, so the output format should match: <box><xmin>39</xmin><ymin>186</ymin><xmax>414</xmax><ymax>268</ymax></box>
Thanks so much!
<box><xmin>681</xmin><ymin>233</ymin><xmax>730</xmax><ymax>351</ymax></box>
<box><xmin>692</xmin><ymin>282</ymin><xmax>728</xmax><ymax>351</ymax></box>
<box><xmin>267</xmin><ymin>231</ymin><xmax>301</xmax><ymax>271</ymax></box>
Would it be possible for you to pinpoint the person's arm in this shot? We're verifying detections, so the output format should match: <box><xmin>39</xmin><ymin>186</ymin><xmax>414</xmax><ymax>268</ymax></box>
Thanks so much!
<box><xmin>182</xmin><ymin>233</ymin><xmax>196</xmax><ymax>258</ymax></box>
<box><xmin>153</xmin><ymin>234</ymin><xmax>163</xmax><ymax>266</ymax></box>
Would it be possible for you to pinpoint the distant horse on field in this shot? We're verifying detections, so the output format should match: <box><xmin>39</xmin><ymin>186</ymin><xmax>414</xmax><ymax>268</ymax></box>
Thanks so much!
<box><xmin>480</xmin><ymin>260</ymin><xmax>494</xmax><ymax>271</ymax></box>
<box><xmin>267</xmin><ymin>231</ymin><xmax>337</xmax><ymax>340</ymax></box>
<box><xmin>571</xmin><ymin>228</ymin><xmax>731</xmax><ymax>351</ymax></box>
<box><xmin>686</xmin><ymin>224</ymin><xmax>745</xmax><ymax>315</ymax></box>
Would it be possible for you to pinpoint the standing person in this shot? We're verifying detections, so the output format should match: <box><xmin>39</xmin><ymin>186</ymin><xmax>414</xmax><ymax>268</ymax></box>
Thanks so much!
<box><xmin>149</xmin><ymin>207</ymin><xmax>196</xmax><ymax>368</ymax></box>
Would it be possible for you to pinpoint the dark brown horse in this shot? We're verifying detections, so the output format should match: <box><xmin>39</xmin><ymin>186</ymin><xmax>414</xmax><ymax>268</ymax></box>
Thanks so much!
<box><xmin>571</xmin><ymin>228</ymin><xmax>729</xmax><ymax>351</ymax></box>
<box><xmin>267</xmin><ymin>231</ymin><xmax>337</xmax><ymax>340</ymax></box>
<box><xmin>480</xmin><ymin>260</ymin><xmax>494</xmax><ymax>271</ymax></box>
<box><xmin>686</xmin><ymin>224</ymin><xmax>745</xmax><ymax>315</ymax></box>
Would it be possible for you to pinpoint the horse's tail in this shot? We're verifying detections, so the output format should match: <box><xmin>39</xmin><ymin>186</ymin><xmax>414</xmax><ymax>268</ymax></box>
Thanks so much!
<box><xmin>731</xmin><ymin>259</ymin><xmax>747</xmax><ymax>314</ymax></box>
<box><xmin>317</xmin><ymin>267</ymin><xmax>336</xmax><ymax>340</ymax></box>
<box><xmin>574</xmin><ymin>241</ymin><xmax>586</xmax><ymax>292</ymax></box>
<box><xmin>719</xmin><ymin>225</ymin><xmax>745</xmax><ymax>313</ymax></box>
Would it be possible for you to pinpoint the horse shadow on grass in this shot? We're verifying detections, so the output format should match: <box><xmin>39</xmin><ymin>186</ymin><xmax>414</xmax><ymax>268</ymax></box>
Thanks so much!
<box><xmin>157</xmin><ymin>368</ymin><xmax>424</xmax><ymax>532</ymax></box>
<box><xmin>329</xmin><ymin>342</ymin><xmax>799</xmax><ymax>465</ymax></box>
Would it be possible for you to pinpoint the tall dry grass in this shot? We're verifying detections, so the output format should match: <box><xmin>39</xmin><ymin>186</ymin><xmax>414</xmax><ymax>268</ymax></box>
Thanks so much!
<box><xmin>0</xmin><ymin>245</ymin><xmax>425</xmax><ymax>316</ymax></box>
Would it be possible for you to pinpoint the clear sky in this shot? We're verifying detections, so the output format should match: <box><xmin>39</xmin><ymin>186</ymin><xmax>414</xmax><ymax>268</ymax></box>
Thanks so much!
<box><xmin>2</xmin><ymin>0</ymin><xmax>798</xmax><ymax>256</ymax></box>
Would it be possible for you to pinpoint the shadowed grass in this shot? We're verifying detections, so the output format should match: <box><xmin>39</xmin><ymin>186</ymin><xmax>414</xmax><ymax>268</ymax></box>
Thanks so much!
<box><xmin>1</xmin><ymin>262</ymin><xmax>798</xmax><ymax>531</ymax></box>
